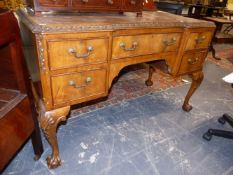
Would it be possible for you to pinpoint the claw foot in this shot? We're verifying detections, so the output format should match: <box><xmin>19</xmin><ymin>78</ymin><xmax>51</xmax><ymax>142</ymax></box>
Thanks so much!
<box><xmin>47</xmin><ymin>155</ymin><xmax>61</xmax><ymax>169</ymax></box>
<box><xmin>182</xmin><ymin>103</ymin><xmax>192</xmax><ymax>112</ymax></box>
<box><xmin>145</xmin><ymin>79</ymin><xmax>153</xmax><ymax>86</ymax></box>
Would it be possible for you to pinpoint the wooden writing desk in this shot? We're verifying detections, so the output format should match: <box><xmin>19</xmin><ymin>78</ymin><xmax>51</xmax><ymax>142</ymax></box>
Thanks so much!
<box><xmin>17</xmin><ymin>9</ymin><xmax>215</xmax><ymax>169</ymax></box>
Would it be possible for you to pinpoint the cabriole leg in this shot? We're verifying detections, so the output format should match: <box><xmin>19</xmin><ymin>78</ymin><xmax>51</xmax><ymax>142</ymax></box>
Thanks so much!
<box><xmin>39</xmin><ymin>106</ymin><xmax>70</xmax><ymax>169</ymax></box>
<box><xmin>145</xmin><ymin>65</ymin><xmax>155</xmax><ymax>86</ymax></box>
<box><xmin>182</xmin><ymin>71</ymin><xmax>203</xmax><ymax>112</ymax></box>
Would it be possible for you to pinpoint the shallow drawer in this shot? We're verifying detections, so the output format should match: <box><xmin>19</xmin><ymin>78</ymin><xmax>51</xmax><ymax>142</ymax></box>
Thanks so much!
<box><xmin>178</xmin><ymin>51</ymin><xmax>207</xmax><ymax>74</ymax></box>
<box><xmin>38</xmin><ymin>0</ymin><xmax>68</xmax><ymax>7</ymax></box>
<box><xmin>51</xmin><ymin>68</ymin><xmax>107</xmax><ymax>105</ymax></box>
<box><xmin>185</xmin><ymin>32</ymin><xmax>212</xmax><ymax>51</ymax></box>
<box><xmin>112</xmin><ymin>33</ymin><xmax>181</xmax><ymax>59</ymax></box>
<box><xmin>47</xmin><ymin>38</ymin><xmax>108</xmax><ymax>70</ymax></box>
<box><xmin>72</xmin><ymin>0</ymin><xmax>121</xmax><ymax>9</ymax></box>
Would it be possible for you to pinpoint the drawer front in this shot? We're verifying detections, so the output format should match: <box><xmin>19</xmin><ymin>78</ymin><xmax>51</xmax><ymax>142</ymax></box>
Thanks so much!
<box><xmin>112</xmin><ymin>33</ymin><xmax>181</xmax><ymax>59</ymax></box>
<box><xmin>51</xmin><ymin>68</ymin><xmax>107</xmax><ymax>105</ymax></box>
<box><xmin>121</xmin><ymin>0</ymin><xmax>143</xmax><ymax>11</ymax></box>
<box><xmin>178</xmin><ymin>51</ymin><xmax>207</xmax><ymax>74</ymax></box>
<box><xmin>185</xmin><ymin>32</ymin><xmax>212</xmax><ymax>51</ymax></box>
<box><xmin>38</xmin><ymin>0</ymin><xmax>68</xmax><ymax>7</ymax></box>
<box><xmin>72</xmin><ymin>0</ymin><xmax>121</xmax><ymax>9</ymax></box>
<box><xmin>47</xmin><ymin>38</ymin><xmax>108</xmax><ymax>70</ymax></box>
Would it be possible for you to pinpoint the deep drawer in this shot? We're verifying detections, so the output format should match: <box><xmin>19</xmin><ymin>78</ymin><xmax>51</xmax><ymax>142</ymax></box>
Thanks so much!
<box><xmin>51</xmin><ymin>68</ymin><xmax>107</xmax><ymax>105</ymax></box>
<box><xmin>178</xmin><ymin>51</ymin><xmax>207</xmax><ymax>75</ymax></box>
<box><xmin>47</xmin><ymin>37</ymin><xmax>108</xmax><ymax>70</ymax></box>
<box><xmin>112</xmin><ymin>33</ymin><xmax>181</xmax><ymax>59</ymax></box>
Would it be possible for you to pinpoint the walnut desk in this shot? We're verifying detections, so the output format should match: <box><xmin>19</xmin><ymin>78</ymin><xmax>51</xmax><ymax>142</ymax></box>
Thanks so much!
<box><xmin>17</xmin><ymin>9</ymin><xmax>215</xmax><ymax>169</ymax></box>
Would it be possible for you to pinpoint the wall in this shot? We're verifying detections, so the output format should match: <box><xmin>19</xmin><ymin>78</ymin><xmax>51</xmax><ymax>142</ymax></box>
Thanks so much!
<box><xmin>227</xmin><ymin>0</ymin><xmax>233</xmax><ymax>10</ymax></box>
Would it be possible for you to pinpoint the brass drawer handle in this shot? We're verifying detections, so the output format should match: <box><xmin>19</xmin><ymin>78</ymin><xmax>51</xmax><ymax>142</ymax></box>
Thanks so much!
<box><xmin>130</xmin><ymin>0</ymin><xmax>136</xmax><ymax>5</ymax></box>
<box><xmin>188</xmin><ymin>57</ymin><xmax>199</xmax><ymax>65</ymax></box>
<box><xmin>85</xmin><ymin>77</ymin><xmax>92</xmax><ymax>83</ymax></box>
<box><xmin>82</xmin><ymin>0</ymin><xmax>88</xmax><ymax>2</ymax></box>
<box><xmin>119</xmin><ymin>41</ymin><xmax>138</xmax><ymax>51</ymax></box>
<box><xmin>68</xmin><ymin>46</ymin><xmax>93</xmax><ymax>59</ymax></box>
<box><xmin>163</xmin><ymin>37</ymin><xmax>177</xmax><ymax>46</ymax></box>
<box><xmin>108</xmin><ymin>0</ymin><xmax>114</xmax><ymax>4</ymax></box>
<box><xmin>68</xmin><ymin>77</ymin><xmax>92</xmax><ymax>89</ymax></box>
<box><xmin>195</xmin><ymin>36</ymin><xmax>206</xmax><ymax>44</ymax></box>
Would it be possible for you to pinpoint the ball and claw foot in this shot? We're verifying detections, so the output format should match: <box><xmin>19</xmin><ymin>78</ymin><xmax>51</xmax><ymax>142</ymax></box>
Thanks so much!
<box><xmin>46</xmin><ymin>155</ymin><xmax>61</xmax><ymax>169</ymax></box>
<box><xmin>34</xmin><ymin>154</ymin><xmax>41</xmax><ymax>161</ymax></box>
<box><xmin>218</xmin><ymin>117</ymin><xmax>225</xmax><ymax>124</ymax></box>
<box><xmin>182</xmin><ymin>104</ymin><xmax>193</xmax><ymax>112</ymax></box>
<box><xmin>203</xmin><ymin>131</ymin><xmax>212</xmax><ymax>141</ymax></box>
<box><xmin>145</xmin><ymin>80</ymin><xmax>153</xmax><ymax>86</ymax></box>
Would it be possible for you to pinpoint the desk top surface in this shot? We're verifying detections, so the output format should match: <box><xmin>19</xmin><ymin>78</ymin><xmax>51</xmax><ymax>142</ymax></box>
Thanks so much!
<box><xmin>17</xmin><ymin>9</ymin><xmax>215</xmax><ymax>33</ymax></box>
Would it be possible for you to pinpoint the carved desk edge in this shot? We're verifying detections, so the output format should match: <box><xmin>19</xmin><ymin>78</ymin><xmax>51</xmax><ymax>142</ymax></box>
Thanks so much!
<box><xmin>17</xmin><ymin>8</ymin><xmax>216</xmax><ymax>169</ymax></box>
<box><xmin>16</xmin><ymin>9</ymin><xmax>215</xmax><ymax>33</ymax></box>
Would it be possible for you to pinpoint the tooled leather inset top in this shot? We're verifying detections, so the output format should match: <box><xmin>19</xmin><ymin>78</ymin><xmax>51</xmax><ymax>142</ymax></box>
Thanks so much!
<box><xmin>16</xmin><ymin>9</ymin><xmax>215</xmax><ymax>33</ymax></box>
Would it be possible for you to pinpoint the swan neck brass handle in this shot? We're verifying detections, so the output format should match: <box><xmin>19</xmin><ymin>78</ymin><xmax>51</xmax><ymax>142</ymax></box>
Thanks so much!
<box><xmin>195</xmin><ymin>36</ymin><xmax>206</xmax><ymax>44</ymax></box>
<box><xmin>119</xmin><ymin>41</ymin><xmax>138</xmax><ymax>51</ymax></box>
<box><xmin>68</xmin><ymin>77</ymin><xmax>92</xmax><ymax>89</ymax></box>
<box><xmin>108</xmin><ymin>0</ymin><xmax>114</xmax><ymax>4</ymax></box>
<box><xmin>188</xmin><ymin>57</ymin><xmax>198</xmax><ymax>65</ymax></box>
<box><xmin>163</xmin><ymin>37</ymin><xmax>177</xmax><ymax>46</ymax></box>
<box><xmin>68</xmin><ymin>46</ymin><xmax>93</xmax><ymax>59</ymax></box>
<box><xmin>130</xmin><ymin>0</ymin><xmax>136</xmax><ymax>5</ymax></box>
<box><xmin>85</xmin><ymin>77</ymin><xmax>92</xmax><ymax>83</ymax></box>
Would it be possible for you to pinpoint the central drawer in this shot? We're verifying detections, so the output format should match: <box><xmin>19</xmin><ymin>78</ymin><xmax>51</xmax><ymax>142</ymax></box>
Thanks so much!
<box><xmin>72</xmin><ymin>0</ymin><xmax>121</xmax><ymax>9</ymax></box>
<box><xmin>121</xmin><ymin>0</ymin><xmax>143</xmax><ymax>11</ymax></box>
<box><xmin>38</xmin><ymin>0</ymin><xmax>68</xmax><ymax>7</ymax></box>
<box><xmin>47</xmin><ymin>37</ymin><xmax>108</xmax><ymax>70</ymax></box>
<box><xmin>51</xmin><ymin>68</ymin><xmax>107</xmax><ymax>105</ymax></box>
<box><xmin>112</xmin><ymin>33</ymin><xmax>181</xmax><ymax>59</ymax></box>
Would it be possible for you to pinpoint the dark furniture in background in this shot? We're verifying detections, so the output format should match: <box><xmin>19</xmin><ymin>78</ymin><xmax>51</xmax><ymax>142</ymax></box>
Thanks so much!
<box><xmin>203</xmin><ymin>83</ymin><xmax>233</xmax><ymax>141</ymax></box>
<box><xmin>187</xmin><ymin>4</ymin><xmax>225</xmax><ymax>18</ymax></box>
<box><xmin>203</xmin><ymin>113</ymin><xmax>233</xmax><ymax>140</ymax></box>
<box><xmin>204</xmin><ymin>16</ymin><xmax>233</xmax><ymax>43</ymax></box>
<box><xmin>187</xmin><ymin>0</ymin><xmax>227</xmax><ymax>19</ymax></box>
<box><xmin>0</xmin><ymin>9</ymin><xmax>43</xmax><ymax>172</ymax></box>
<box><xmin>156</xmin><ymin>1</ymin><xmax>184</xmax><ymax>15</ymax></box>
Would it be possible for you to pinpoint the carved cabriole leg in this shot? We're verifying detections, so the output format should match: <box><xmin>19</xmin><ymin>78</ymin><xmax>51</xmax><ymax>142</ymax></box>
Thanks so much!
<box><xmin>182</xmin><ymin>71</ymin><xmax>204</xmax><ymax>112</ymax></box>
<box><xmin>145</xmin><ymin>65</ymin><xmax>155</xmax><ymax>86</ymax></box>
<box><xmin>39</xmin><ymin>106</ymin><xmax>70</xmax><ymax>169</ymax></box>
<box><xmin>30</xmin><ymin>81</ymin><xmax>71</xmax><ymax>168</ymax></box>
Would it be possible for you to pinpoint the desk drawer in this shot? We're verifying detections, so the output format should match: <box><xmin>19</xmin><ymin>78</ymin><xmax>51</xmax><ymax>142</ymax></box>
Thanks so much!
<box><xmin>112</xmin><ymin>33</ymin><xmax>181</xmax><ymax>59</ymax></box>
<box><xmin>51</xmin><ymin>68</ymin><xmax>107</xmax><ymax>105</ymax></box>
<box><xmin>178</xmin><ymin>51</ymin><xmax>207</xmax><ymax>74</ymax></box>
<box><xmin>38</xmin><ymin>0</ymin><xmax>68</xmax><ymax>7</ymax></box>
<box><xmin>72</xmin><ymin>0</ymin><xmax>121</xmax><ymax>9</ymax></box>
<box><xmin>47</xmin><ymin>38</ymin><xmax>108</xmax><ymax>70</ymax></box>
<box><xmin>185</xmin><ymin>32</ymin><xmax>212</xmax><ymax>51</ymax></box>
